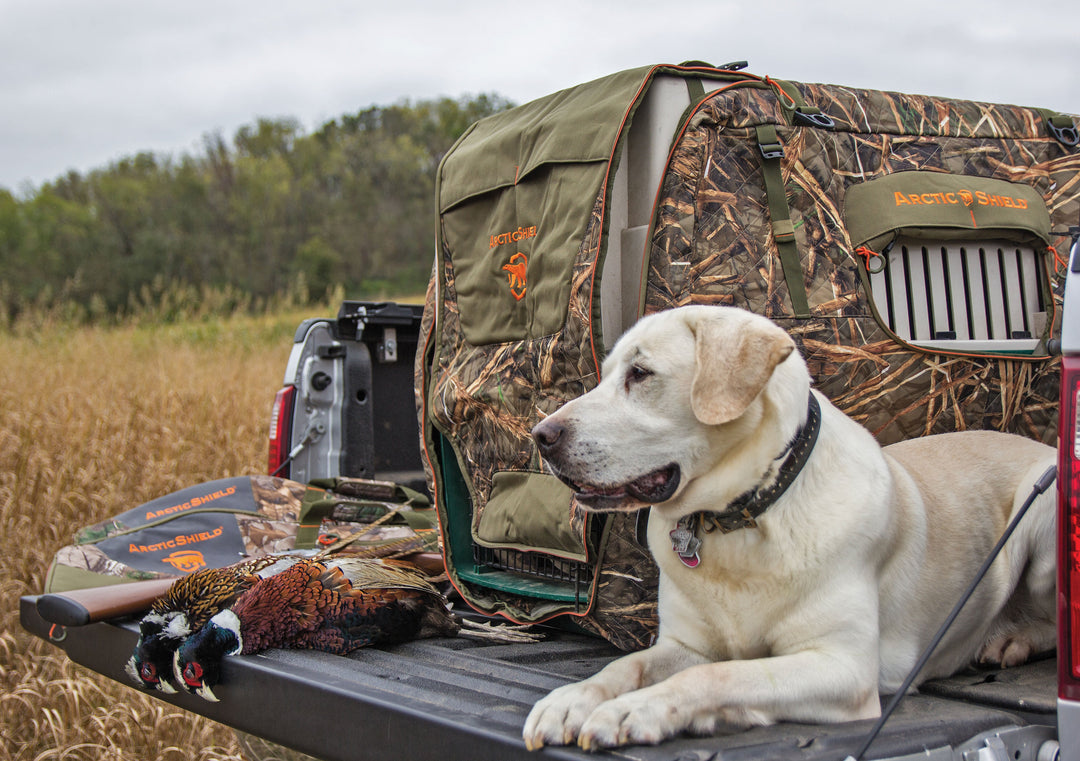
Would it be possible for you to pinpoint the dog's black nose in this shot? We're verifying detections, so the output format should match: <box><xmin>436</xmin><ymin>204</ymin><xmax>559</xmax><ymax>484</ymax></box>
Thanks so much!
<box><xmin>532</xmin><ymin>418</ymin><xmax>565</xmax><ymax>456</ymax></box>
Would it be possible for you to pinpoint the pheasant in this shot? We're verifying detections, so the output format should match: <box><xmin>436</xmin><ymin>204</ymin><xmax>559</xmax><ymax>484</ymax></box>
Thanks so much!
<box><xmin>124</xmin><ymin>554</ymin><xmax>292</xmax><ymax>693</ymax></box>
<box><xmin>172</xmin><ymin>556</ymin><xmax>454</xmax><ymax>700</ymax></box>
<box><xmin>173</xmin><ymin>556</ymin><xmax>537</xmax><ymax>701</ymax></box>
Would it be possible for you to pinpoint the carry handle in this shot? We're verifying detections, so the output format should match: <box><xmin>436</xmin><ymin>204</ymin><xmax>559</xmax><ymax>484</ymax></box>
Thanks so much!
<box><xmin>767</xmin><ymin>77</ymin><xmax>836</xmax><ymax>130</ymax></box>
<box><xmin>1037</xmin><ymin>108</ymin><xmax>1079</xmax><ymax>146</ymax></box>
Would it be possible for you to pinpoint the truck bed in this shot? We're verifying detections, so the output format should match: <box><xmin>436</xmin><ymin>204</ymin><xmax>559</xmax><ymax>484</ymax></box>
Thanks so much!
<box><xmin>20</xmin><ymin>595</ymin><xmax>1058</xmax><ymax>761</ymax></box>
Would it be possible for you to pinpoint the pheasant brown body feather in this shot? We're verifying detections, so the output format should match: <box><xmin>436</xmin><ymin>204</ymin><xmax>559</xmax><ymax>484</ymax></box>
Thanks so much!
<box><xmin>148</xmin><ymin>555</ymin><xmax>280</xmax><ymax>626</ymax></box>
<box><xmin>174</xmin><ymin>556</ymin><xmax>458</xmax><ymax>700</ymax></box>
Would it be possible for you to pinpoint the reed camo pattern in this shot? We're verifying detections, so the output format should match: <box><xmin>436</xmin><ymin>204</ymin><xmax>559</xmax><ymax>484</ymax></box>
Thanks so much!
<box><xmin>425</xmin><ymin>76</ymin><xmax>1079</xmax><ymax>650</ymax></box>
<box><xmin>648</xmin><ymin>82</ymin><xmax>1078</xmax><ymax>444</ymax></box>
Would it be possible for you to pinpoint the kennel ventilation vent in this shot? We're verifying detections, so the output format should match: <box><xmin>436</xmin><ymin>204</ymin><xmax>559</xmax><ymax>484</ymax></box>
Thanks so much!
<box><xmin>867</xmin><ymin>237</ymin><xmax>1047</xmax><ymax>354</ymax></box>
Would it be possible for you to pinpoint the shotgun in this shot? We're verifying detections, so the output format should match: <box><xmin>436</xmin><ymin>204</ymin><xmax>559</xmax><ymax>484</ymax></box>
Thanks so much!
<box><xmin>36</xmin><ymin>576</ymin><xmax>178</xmax><ymax>627</ymax></box>
<box><xmin>36</xmin><ymin>551</ymin><xmax>447</xmax><ymax>627</ymax></box>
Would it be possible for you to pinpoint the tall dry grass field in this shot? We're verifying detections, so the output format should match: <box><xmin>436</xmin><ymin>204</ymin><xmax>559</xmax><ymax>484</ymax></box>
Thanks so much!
<box><xmin>0</xmin><ymin>312</ymin><xmax>315</xmax><ymax>760</ymax></box>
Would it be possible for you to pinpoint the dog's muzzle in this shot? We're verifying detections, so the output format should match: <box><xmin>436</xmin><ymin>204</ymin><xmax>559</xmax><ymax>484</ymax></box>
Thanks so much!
<box><xmin>533</xmin><ymin>417</ymin><xmax>681</xmax><ymax>511</ymax></box>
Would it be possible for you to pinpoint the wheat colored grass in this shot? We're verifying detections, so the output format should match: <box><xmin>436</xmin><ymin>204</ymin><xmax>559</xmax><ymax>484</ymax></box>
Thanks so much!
<box><xmin>0</xmin><ymin>313</ymin><xmax>316</xmax><ymax>760</ymax></box>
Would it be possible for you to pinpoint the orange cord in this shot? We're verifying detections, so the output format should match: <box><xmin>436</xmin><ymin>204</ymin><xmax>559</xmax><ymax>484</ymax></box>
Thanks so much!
<box><xmin>855</xmin><ymin>246</ymin><xmax>885</xmax><ymax>273</ymax></box>
<box><xmin>1050</xmin><ymin>244</ymin><xmax>1067</xmax><ymax>274</ymax></box>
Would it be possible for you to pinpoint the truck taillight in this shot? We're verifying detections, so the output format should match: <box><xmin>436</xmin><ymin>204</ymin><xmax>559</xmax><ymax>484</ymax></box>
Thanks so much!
<box><xmin>1059</xmin><ymin>355</ymin><xmax>1080</xmax><ymax>701</ymax></box>
<box><xmin>268</xmin><ymin>385</ymin><xmax>296</xmax><ymax>477</ymax></box>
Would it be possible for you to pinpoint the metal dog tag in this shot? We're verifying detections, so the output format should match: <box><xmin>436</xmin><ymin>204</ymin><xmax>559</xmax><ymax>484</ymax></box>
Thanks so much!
<box><xmin>669</xmin><ymin>526</ymin><xmax>696</xmax><ymax>554</ymax></box>
<box><xmin>669</xmin><ymin>525</ymin><xmax>702</xmax><ymax>568</ymax></box>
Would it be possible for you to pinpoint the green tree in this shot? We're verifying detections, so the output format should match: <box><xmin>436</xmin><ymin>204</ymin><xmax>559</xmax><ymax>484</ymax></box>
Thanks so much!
<box><xmin>0</xmin><ymin>93</ymin><xmax>515</xmax><ymax>321</ymax></box>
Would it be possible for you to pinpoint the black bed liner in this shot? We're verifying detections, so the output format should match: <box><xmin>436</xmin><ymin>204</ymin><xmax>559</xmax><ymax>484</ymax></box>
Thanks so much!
<box><xmin>20</xmin><ymin>595</ymin><xmax>1057</xmax><ymax>761</ymax></box>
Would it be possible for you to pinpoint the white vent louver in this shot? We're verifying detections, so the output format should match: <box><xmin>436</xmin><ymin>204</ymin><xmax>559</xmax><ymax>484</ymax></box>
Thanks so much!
<box><xmin>867</xmin><ymin>237</ymin><xmax>1046</xmax><ymax>354</ymax></box>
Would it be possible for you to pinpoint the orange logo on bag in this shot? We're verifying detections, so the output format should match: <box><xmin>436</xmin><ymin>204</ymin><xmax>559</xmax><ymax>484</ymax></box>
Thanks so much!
<box><xmin>490</xmin><ymin>225</ymin><xmax>537</xmax><ymax>249</ymax></box>
<box><xmin>893</xmin><ymin>189</ymin><xmax>1027</xmax><ymax>210</ymax></box>
<box><xmin>502</xmin><ymin>252</ymin><xmax>527</xmax><ymax>301</ymax></box>
<box><xmin>129</xmin><ymin>525</ymin><xmax>224</xmax><ymax>556</ymax></box>
<box><xmin>162</xmin><ymin>550</ymin><xmax>207</xmax><ymax>573</ymax></box>
<box><xmin>144</xmin><ymin>484</ymin><xmax>237</xmax><ymax>521</ymax></box>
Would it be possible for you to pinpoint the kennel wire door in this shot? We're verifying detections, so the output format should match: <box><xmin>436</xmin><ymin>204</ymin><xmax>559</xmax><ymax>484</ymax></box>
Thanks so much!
<box><xmin>867</xmin><ymin>237</ymin><xmax>1048</xmax><ymax>355</ymax></box>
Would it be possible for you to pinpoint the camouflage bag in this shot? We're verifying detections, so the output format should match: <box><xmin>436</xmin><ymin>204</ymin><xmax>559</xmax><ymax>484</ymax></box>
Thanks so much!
<box><xmin>418</xmin><ymin>63</ymin><xmax>1080</xmax><ymax>650</ymax></box>
<box><xmin>45</xmin><ymin>475</ymin><xmax>438</xmax><ymax>592</ymax></box>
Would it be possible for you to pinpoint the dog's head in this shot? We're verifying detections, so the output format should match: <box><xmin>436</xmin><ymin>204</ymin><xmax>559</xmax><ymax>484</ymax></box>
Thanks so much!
<box><xmin>533</xmin><ymin>306</ymin><xmax>800</xmax><ymax>513</ymax></box>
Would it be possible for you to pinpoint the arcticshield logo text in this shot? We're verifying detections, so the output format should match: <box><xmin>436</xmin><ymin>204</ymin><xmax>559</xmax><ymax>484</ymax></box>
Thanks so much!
<box><xmin>128</xmin><ymin>525</ymin><xmax>224</xmax><ymax>555</ymax></box>
<box><xmin>893</xmin><ymin>189</ymin><xmax>1029</xmax><ymax>209</ymax></box>
<box><xmin>490</xmin><ymin>225</ymin><xmax>537</xmax><ymax>248</ymax></box>
<box><xmin>502</xmin><ymin>252</ymin><xmax>528</xmax><ymax>301</ymax></box>
<box><xmin>144</xmin><ymin>484</ymin><xmax>237</xmax><ymax>521</ymax></box>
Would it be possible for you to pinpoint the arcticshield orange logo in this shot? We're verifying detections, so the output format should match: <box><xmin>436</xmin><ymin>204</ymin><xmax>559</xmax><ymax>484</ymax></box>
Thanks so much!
<box><xmin>161</xmin><ymin>550</ymin><xmax>207</xmax><ymax>573</ymax></box>
<box><xmin>144</xmin><ymin>484</ymin><xmax>237</xmax><ymax>521</ymax></box>
<box><xmin>490</xmin><ymin>225</ymin><xmax>537</xmax><ymax>249</ymax></box>
<box><xmin>502</xmin><ymin>252</ymin><xmax>527</xmax><ymax>301</ymax></box>
<box><xmin>893</xmin><ymin>189</ymin><xmax>1028</xmax><ymax>209</ymax></box>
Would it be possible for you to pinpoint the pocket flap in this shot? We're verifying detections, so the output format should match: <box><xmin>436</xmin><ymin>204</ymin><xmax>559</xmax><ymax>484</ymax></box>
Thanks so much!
<box><xmin>474</xmin><ymin>471</ymin><xmax>584</xmax><ymax>561</ymax></box>
<box><xmin>845</xmin><ymin>171</ymin><xmax>1050</xmax><ymax>251</ymax></box>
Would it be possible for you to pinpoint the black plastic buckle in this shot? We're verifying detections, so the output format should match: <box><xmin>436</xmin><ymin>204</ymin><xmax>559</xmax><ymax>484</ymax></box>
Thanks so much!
<box><xmin>1049</xmin><ymin>121</ymin><xmax>1080</xmax><ymax>147</ymax></box>
<box><xmin>759</xmin><ymin>141</ymin><xmax>784</xmax><ymax>160</ymax></box>
<box><xmin>793</xmin><ymin>110</ymin><xmax>836</xmax><ymax>129</ymax></box>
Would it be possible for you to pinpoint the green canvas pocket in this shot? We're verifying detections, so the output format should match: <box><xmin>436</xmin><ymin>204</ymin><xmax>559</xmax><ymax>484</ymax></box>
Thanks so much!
<box><xmin>441</xmin><ymin>161</ymin><xmax>608</xmax><ymax>345</ymax></box>
<box><xmin>845</xmin><ymin>171</ymin><xmax>1050</xmax><ymax>251</ymax></box>
<box><xmin>474</xmin><ymin>471</ymin><xmax>584</xmax><ymax>560</ymax></box>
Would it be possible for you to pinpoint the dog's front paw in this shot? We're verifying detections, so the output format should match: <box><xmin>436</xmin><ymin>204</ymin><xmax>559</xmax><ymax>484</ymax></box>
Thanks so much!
<box><xmin>575</xmin><ymin>689</ymin><xmax>688</xmax><ymax>750</ymax></box>
<box><xmin>522</xmin><ymin>681</ymin><xmax>612</xmax><ymax>751</ymax></box>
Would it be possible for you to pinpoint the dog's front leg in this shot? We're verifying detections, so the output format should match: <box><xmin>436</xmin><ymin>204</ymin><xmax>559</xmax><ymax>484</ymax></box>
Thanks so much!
<box><xmin>522</xmin><ymin>638</ymin><xmax>704</xmax><ymax>750</ymax></box>
<box><xmin>570</xmin><ymin>648</ymin><xmax>881</xmax><ymax>750</ymax></box>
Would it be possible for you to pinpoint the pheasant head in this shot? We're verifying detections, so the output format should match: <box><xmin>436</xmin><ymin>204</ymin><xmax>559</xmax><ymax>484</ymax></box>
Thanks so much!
<box><xmin>173</xmin><ymin>609</ymin><xmax>243</xmax><ymax>702</ymax></box>
<box><xmin>124</xmin><ymin>610</ymin><xmax>194</xmax><ymax>693</ymax></box>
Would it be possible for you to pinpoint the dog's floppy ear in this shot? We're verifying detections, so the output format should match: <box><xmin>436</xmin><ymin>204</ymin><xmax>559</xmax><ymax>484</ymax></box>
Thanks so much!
<box><xmin>690</xmin><ymin>312</ymin><xmax>795</xmax><ymax>425</ymax></box>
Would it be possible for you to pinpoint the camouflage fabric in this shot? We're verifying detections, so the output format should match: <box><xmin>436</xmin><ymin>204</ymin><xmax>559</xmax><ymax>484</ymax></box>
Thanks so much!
<box><xmin>420</xmin><ymin>66</ymin><xmax>1079</xmax><ymax>651</ymax></box>
<box><xmin>47</xmin><ymin>475</ymin><xmax>439</xmax><ymax>591</ymax></box>
<box><xmin>646</xmin><ymin>81</ymin><xmax>1078</xmax><ymax>446</ymax></box>
<box><xmin>423</xmin><ymin>190</ymin><xmax>646</xmax><ymax>643</ymax></box>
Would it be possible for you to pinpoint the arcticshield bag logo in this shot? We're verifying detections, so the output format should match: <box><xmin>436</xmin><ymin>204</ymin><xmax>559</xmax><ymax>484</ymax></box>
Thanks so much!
<box><xmin>95</xmin><ymin>515</ymin><xmax>244</xmax><ymax>574</ymax></box>
<box><xmin>502</xmin><ymin>252</ymin><xmax>528</xmax><ymax>301</ymax></box>
<box><xmin>162</xmin><ymin>550</ymin><xmax>208</xmax><ymax>573</ymax></box>
<box><xmin>892</xmin><ymin>188</ymin><xmax>1029</xmax><ymax>210</ymax></box>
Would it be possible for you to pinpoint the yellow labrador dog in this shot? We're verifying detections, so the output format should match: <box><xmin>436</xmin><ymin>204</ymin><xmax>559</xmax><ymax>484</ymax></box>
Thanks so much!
<box><xmin>523</xmin><ymin>305</ymin><xmax>1056</xmax><ymax>751</ymax></box>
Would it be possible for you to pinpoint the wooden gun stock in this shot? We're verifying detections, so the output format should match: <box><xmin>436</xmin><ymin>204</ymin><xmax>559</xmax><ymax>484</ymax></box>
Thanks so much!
<box><xmin>400</xmin><ymin>551</ymin><xmax>445</xmax><ymax>576</ymax></box>
<box><xmin>36</xmin><ymin>577</ymin><xmax>178</xmax><ymax>627</ymax></box>
<box><xmin>36</xmin><ymin>552</ymin><xmax>446</xmax><ymax>628</ymax></box>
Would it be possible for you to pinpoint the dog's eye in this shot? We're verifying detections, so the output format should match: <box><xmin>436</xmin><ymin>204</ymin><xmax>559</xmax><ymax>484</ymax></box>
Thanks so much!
<box><xmin>625</xmin><ymin>364</ymin><xmax>652</xmax><ymax>389</ymax></box>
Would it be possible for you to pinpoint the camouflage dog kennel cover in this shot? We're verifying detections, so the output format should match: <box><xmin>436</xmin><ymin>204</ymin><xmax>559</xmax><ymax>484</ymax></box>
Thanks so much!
<box><xmin>418</xmin><ymin>63</ymin><xmax>1080</xmax><ymax>650</ymax></box>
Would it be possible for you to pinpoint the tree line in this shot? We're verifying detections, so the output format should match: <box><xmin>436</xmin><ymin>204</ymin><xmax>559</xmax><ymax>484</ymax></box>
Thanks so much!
<box><xmin>0</xmin><ymin>93</ymin><xmax>514</xmax><ymax>323</ymax></box>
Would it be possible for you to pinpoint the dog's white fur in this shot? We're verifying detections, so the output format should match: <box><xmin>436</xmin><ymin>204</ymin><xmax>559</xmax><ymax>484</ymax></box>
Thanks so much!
<box><xmin>522</xmin><ymin>305</ymin><xmax>1056</xmax><ymax>750</ymax></box>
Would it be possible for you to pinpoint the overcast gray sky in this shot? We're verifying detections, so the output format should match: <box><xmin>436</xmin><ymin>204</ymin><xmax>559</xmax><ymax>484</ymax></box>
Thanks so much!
<box><xmin>2</xmin><ymin>0</ymin><xmax>1077</xmax><ymax>194</ymax></box>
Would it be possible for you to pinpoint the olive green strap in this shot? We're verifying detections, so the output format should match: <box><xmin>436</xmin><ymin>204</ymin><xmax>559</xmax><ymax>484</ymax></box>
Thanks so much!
<box><xmin>296</xmin><ymin>487</ymin><xmax>340</xmax><ymax>549</ymax></box>
<box><xmin>684</xmin><ymin>76</ymin><xmax>705</xmax><ymax>103</ymax></box>
<box><xmin>755</xmin><ymin>124</ymin><xmax>810</xmax><ymax>317</ymax></box>
<box><xmin>296</xmin><ymin>481</ymin><xmax>435</xmax><ymax>549</ymax></box>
